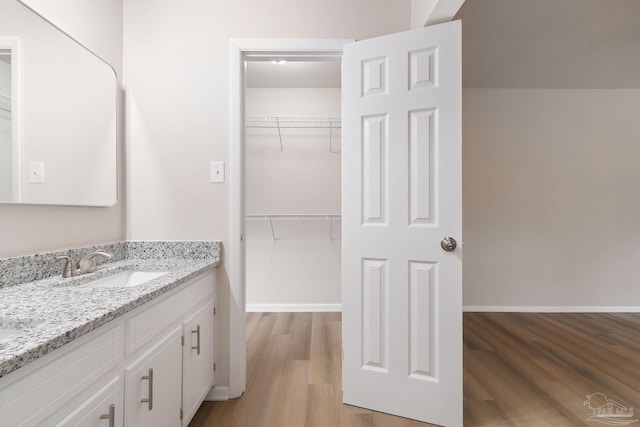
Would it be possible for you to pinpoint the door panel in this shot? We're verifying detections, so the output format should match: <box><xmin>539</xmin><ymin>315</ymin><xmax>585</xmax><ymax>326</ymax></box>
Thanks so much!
<box><xmin>342</xmin><ymin>21</ymin><xmax>462</xmax><ymax>426</ymax></box>
<box><xmin>409</xmin><ymin>261</ymin><xmax>436</xmax><ymax>379</ymax></box>
<box><xmin>409</xmin><ymin>108</ymin><xmax>435</xmax><ymax>225</ymax></box>
<box><xmin>362</xmin><ymin>258</ymin><xmax>388</xmax><ymax>371</ymax></box>
<box><xmin>362</xmin><ymin>115</ymin><xmax>387</xmax><ymax>224</ymax></box>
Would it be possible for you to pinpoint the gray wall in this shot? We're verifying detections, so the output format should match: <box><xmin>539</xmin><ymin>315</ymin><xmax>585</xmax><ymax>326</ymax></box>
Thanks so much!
<box><xmin>463</xmin><ymin>89</ymin><xmax>640</xmax><ymax>308</ymax></box>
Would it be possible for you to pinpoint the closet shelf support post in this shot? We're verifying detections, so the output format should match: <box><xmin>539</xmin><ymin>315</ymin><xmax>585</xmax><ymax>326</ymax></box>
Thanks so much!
<box><xmin>330</xmin><ymin>216</ymin><xmax>334</xmax><ymax>240</ymax></box>
<box><xmin>275</xmin><ymin>117</ymin><xmax>283</xmax><ymax>152</ymax></box>
<box><xmin>329</xmin><ymin>117</ymin><xmax>334</xmax><ymax>153</ymax></box>
<box><xmin>269</xmin><ymin>217</ymin><xmax>277</xmax><ymax>240</ymax></box>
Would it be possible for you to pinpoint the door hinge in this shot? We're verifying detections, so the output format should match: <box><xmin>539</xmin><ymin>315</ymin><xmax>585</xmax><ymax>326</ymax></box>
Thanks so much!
<box><xmin>213</xmin><ymin>307</ymin><xmax>216</xmax><ymax>316</ymax></box>
<box><xmin>181</xmin><ymin>336</ymin><xmax>185</xmax><ymax>346</ymax></box>
<box><xmin>214</xmin><ymin>363</ymin><xmax>216</xmax><ymax>371</ymax></box>
<box><xmin>180</xmin><ymin>408</ymin><xmax>183</xmax><ymax>420</ymax></box>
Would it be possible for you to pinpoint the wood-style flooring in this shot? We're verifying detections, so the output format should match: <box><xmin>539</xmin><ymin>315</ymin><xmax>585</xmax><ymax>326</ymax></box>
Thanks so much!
<box><xmin>464</xmin><ymin>312</ymin><xmax>640</xmax><ymax>426</ymax></box>
<box><xmin>188</xmin><ymin>312</ymin><xmax>640</xmax><ymax>426</ymax></box>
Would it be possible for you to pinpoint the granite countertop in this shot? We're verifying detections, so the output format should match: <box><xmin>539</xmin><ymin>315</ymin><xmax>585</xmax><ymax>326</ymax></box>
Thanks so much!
<box><xmin>0</xmin><ymin>256</ymin><xmax>220</xmax><ymax>379</ymax></box>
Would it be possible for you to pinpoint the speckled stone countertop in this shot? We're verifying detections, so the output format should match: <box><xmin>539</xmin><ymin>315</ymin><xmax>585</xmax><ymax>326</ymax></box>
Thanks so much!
<box><xmin>0</xmin><ymin>241</ymin><xmax>221</xmax><ymax>379</ymax></box>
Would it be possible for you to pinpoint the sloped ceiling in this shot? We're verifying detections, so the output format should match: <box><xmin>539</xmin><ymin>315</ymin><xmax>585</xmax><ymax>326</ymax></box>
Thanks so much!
<box><xmin>456</xmin><ymin>0</ymin><xmax>640</xmax><ymax>88</ymax></box>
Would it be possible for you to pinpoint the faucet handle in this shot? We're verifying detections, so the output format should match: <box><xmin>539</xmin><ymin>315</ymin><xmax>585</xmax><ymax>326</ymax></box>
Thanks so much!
<box><xmin>56</xmin><ymin>256</ymin><xmax>76</xmax><ymax>278</ymax></box>
<box><xmin>77</xmin><ymin>251</ymin><xmax>113</xmax><ymax>274</ymax></box>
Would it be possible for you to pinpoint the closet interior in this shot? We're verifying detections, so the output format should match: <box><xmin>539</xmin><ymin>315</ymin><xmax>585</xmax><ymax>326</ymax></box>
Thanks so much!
<box><xmin>245</xmin><ymin>60</ymin><xmax>342</xmax><ymax>311</ymax></box>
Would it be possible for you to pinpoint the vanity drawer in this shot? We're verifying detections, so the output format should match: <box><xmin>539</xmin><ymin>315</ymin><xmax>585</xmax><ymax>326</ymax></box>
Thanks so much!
<box><xmin>0</xmin><ymin>325</ymin><xmax>121</xmax><ymax>427</ymax></box>
<box><xmin>46</xmin><ymin>374</ymin><xmax>123</xmax><ymax>427</ymax></box>
<box><xmin>125</xmin><ymin>272</ymin><xmax>214</xmax><ymax>356</ymax></box>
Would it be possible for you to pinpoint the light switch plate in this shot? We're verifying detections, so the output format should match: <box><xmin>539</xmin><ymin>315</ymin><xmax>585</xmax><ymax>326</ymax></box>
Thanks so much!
<box><xmin>210</xmin><ymin>161</ymin><xmax>225</xmax><ymax>183</ymax></box>
<box><xmin>29</xmin><ymin>162</ymin><xmax>45</xmax><ymax>184</ymax></box>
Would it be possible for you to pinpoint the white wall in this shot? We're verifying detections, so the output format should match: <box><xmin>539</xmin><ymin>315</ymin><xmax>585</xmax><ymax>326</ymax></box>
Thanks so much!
<box><xmin>463</xmin><ymin>89</ymin><xmax>640</xmax><ymax>308</ymax></box>
<box><xmin>245</xmin><ymin>89</ymin><xmax>341</xmax><ymax>214</ymax></box>
<box><xmin>411</xmin><ymin>0</ymin><xmax>437</xmax><ymax>28</ymax></box>
<box><xmin>123</xmin><ymin>0</ymin><xmax>411</xmax><ymax>389</ymax></box>
<box><xmin>246</xmin><ymin>220</ymin><xmax>342</xmax><ymax>308</ymax></box>
<box><xmin>245</xmin><ymin>88</ymin><xmax>341</xmax><ymax>308</ymax></box>
<box><xmin>0</xmin><ymin>0</ymin><xmax>124</xmax><ymax>257</ymax></box>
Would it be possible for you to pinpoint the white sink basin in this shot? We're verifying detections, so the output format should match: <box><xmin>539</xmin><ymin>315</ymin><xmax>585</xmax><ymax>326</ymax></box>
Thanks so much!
<box><xmin>81</xmin><ymin>271</ymin><xmax>168</xmax><ymax>288</ymax></box>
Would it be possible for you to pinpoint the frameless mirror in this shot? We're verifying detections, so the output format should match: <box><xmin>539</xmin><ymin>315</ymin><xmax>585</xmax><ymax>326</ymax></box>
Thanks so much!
<box><xmin>0</xmin><ymin>0</ymin><xmax>117</xmax><ymax>206</ymax></box>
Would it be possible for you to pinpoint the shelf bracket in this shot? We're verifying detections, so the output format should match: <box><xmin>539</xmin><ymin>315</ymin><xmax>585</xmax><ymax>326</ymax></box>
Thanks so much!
<box><xmin>330</xmin><ymin>216</ymin><xmax>335</xmax><ymax>240</ymax></box>
<box><xmin>269</xmin><ymin>217</ymin><xmax>277</xmax><ymax>240</ymax></box>
<box><xmin>275</xmin><ymin>117</ymin><xmax>284</xmax><ymax>152</ymax></box>
<box><xmin>329</xmin><ymin>117</ymin><xmax>334</xmax><ymax>153</ymax></box>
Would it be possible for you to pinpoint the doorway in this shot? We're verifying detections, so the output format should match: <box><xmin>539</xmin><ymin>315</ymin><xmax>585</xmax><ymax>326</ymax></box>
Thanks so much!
<box><xmin>244</xmin><ymin>60</ymin><xmax>342</xmax><ymax>313</ymax></box>
<box><xmin>228</xmin><ymin>39</ymin><xmax>351</xmax><ymax>398</ymax></box>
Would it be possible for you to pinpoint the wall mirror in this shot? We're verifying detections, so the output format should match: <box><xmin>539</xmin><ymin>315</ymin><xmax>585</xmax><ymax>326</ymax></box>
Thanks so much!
<box><xmin>0</xmin><ymin>0</ymin><xmax>117</xmax><ymax>206</ymax></box>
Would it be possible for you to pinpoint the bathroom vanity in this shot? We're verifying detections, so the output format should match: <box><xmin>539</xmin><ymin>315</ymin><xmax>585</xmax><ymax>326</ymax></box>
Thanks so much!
<box><xmin>0</xmin><ymin>241</ymin><xmax>220</xmax><ymax>427</ymax></box>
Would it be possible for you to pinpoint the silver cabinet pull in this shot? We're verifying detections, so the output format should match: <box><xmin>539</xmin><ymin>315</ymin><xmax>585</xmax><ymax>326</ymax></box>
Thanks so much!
<box><xmin>99</xmin><ymin>404</ymin><xmax>115</xmax><ymax>427</ymax></box>
<box><xmin>192</xmin><ymin>325</ymin><xmax>201</xmax><ymax>355</ymax></box>
<box><xmin>141</xmin><ymin>368</ymin><xmax>153</xmax><ymax>410</ymax></box>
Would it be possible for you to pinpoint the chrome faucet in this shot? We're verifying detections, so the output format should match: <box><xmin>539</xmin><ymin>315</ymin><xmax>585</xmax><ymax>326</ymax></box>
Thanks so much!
<box><xmin>56</xmin><ymin>251</ymin><xmax>113</xmax><ymax>278</ymax></box>
<box><xmin>56</xmin><ymin>256</ymin><xmax>76</xmax><ymax>278</ymax></box>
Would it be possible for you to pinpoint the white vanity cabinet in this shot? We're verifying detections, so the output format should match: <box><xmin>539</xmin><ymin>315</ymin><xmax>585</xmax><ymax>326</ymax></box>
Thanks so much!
<box><xmin>124</xmin><ymin>326</ymin><xmax>183</xmax><ymax>427</ymax></box>
<box><xmin>182</xmin><ymin>300</ymin><xmax>215</xmax><ymax>425</ymax></box>
<box><xmin>0</xmin><ymin>269</ymin><xmax>216</xmax><ymax>427</ymax></box>
<box><xmin>123</xmin><ymin>270</ymin><xmax>216</xmax><ymax>426</ymax></box>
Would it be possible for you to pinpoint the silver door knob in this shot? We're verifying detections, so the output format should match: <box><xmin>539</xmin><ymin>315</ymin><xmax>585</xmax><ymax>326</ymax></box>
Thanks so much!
<box><xmin>441</xmin><ymin>237</ymin><xmax>457</xmax><ymax>252</ymax></box>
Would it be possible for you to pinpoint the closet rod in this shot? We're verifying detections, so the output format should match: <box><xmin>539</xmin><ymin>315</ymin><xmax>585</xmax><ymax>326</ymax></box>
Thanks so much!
<box><xmin>246</xmin><ymin>214</ymin><xmax>341</xmax><ymax>240</ymax></box>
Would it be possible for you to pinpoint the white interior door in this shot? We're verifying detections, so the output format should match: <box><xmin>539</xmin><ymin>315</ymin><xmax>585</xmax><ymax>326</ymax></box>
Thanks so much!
<box><xmin>342</xmin><ymin>21</ymin><xmax>462</xmax><ymax>426</ymax></box>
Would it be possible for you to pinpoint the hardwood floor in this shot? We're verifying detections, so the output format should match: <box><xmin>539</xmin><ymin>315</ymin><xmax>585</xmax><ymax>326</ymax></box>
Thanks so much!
<box><xmin>188</xmin><ymin>312</ymin><xmax>640</xmax><ymax>426</ymax></box>
<box><xmin>464</xmin><ymin>313</ymin><xmax>640</xmax><ymax>426</ymax></box>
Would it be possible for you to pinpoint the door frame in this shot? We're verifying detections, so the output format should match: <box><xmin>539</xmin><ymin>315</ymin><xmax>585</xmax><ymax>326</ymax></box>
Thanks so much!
<box><xmin>228</xmin><ymin>39</ymin><xmax>352</xmax><ymax>398</ymax></box>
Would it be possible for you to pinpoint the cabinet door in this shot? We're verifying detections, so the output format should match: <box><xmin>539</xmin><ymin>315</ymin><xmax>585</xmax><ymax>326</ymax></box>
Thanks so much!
<box><xmin>125</xmin><ymin>326</ymin><xmax>182</xmax><ymax>427</ymax></box>
<box><xmin>182</xmin><ymin>299</ymin><xmax>215</xmax><ymax>426</ymax></box>
<box><xmin>53</xmin><ymin>376</ymin><xmax>122</xmax><ymax>427</ymax></box>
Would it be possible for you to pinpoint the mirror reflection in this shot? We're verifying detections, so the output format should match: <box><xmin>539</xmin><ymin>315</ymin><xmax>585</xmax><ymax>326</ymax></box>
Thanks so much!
<box><xmin>0</xmin><ymin>0</ymin><xmax>117</xmax><ymax>206</ymax></box>
<box><xmin>0</xmin><ymin>47</ymin><xmax>13</xmax><ymax>199</ymax></box>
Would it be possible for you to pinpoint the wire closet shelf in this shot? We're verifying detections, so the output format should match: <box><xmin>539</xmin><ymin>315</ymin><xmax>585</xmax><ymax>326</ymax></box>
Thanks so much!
<box><xmin>0</xmin><ymin>93</ymin><xmax>11</xmax><ymax>113</ymax></box>
<box><xmin>246</xmin><ymin>214</ymin><xmax>341</xmax><ymax>240</ymax></box>
<box><xmin>245</xmin><ymin>115</ymin><xmax>341</xmax><ymax>153</ymax></box>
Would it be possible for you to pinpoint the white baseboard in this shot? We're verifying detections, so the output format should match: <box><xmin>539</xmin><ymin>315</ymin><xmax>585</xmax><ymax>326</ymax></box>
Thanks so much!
<box><xmin>205</xmin><ymin>386</ymin><xmax>230</xmax><ymax>401</ymax></box>
<box><xmin>463</xmin><ymin>305</ymin><xmax>640</xmax><ymax>313</ymax></box>
<box><xmin>246</xmin><ymin>303</ymin><xmax>342</xmax><ymax>313</ymax></box>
